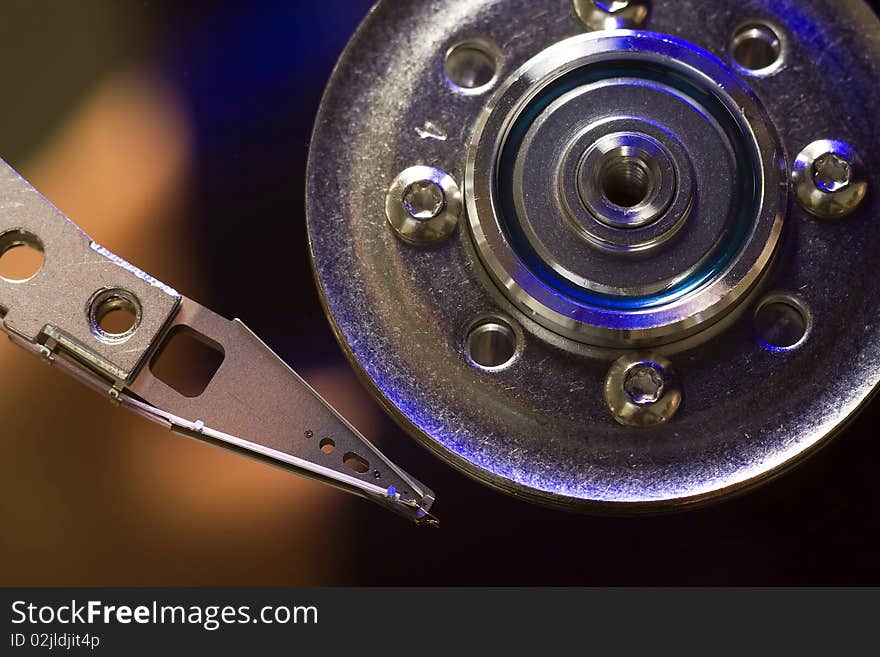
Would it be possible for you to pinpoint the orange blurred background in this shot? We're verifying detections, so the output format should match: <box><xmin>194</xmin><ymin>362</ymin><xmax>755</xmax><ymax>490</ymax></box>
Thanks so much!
<box><xmin>3</xmin><ymin>1</ymin><xmax>880</xmax><ymax>587</ymax></box>
<box><xmin>0</xmin><ymin>1</ymin><xmax>378</xmax><ymax>585</ymax></box>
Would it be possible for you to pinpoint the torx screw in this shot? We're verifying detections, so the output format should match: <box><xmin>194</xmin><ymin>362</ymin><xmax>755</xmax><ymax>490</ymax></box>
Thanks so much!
<box><xmin>792</xmin><ymin>140</ymin><xmax>868</xmax><ymax>220</ymax></box>
<box><xmin>386</xmin><ymin>166</ymin><xmax>462</xmax><ymax>245</ymax></box>
<box><xmin>402</xmin><ymin>180</ymin><xmax>446</xmax><ymax>220</ymax></box>
<box><xmin>623</xmin><ymin>363</ymin><xmax>666</xmax><ymax>405</ymax></box>
<box><xmin>812</xmin><ymin>153</ymin><xmax>851</xmax><ymax>193</ymax></box>
<box><xmin>605</xmin><ymin>354</ymin><xmax>681</xmax><ymax>427</ymax></box>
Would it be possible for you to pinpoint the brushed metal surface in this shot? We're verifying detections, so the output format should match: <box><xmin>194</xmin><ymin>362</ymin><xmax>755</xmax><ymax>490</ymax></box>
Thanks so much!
<box><xmin>0</xmin><ymin>160</ymin><xmax>180</xmax><ymax>382</ymax></box>
<box><xmin>307</xmin><ymin>0</ymin><xmax>880</xmax><ymax>510</ymax></box>
<box><xmin>0</xmin><ymin>158</ymin><xmax>436</xmax><ymax>524</ymax></box>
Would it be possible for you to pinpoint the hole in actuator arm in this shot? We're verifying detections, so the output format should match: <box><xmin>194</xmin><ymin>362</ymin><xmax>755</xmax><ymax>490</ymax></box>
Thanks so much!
<box><xmin>150</xmin><ymin>325</ymin><xmax>225</xmax><ymax>398</ymax></box>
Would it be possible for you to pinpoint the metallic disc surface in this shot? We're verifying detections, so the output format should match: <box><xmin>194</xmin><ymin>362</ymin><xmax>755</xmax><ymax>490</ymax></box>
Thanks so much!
<box><xmin>466</xmin><ymin>30</ymin><xmax>786</xmax><ymax>345</ymax></box>
<box><xmin>307</xmin><ymin>0</ymin><xmax>880</xmax><ymax>510</ymax></box>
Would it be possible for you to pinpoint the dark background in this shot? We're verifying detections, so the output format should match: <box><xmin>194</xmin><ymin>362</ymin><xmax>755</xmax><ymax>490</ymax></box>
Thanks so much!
<box><xmin>1</xmin><ymin>0</ymin><xmax>879</xmax><ymax>585</ymax></box>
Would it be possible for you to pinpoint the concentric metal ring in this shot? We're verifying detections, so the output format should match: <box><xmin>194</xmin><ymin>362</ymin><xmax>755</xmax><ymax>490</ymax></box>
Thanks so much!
<box><xmin>466</xmin><ymin>31</ymin><xmax>787</xmax><ymax>347</ymax></box>
<box><xmin>308</xmin><ymin>0</ymin><xmax>880</xmax><ymax>512</ymax></box>
<box><xmin>553</xmin><ymin>115</ymin><xmax>696</xmax><ymax>265</ymax></box>
<box><xmin>578</xmin><ymin>132</ymin><xmax>677</xmax><ymax>230</ymax></box>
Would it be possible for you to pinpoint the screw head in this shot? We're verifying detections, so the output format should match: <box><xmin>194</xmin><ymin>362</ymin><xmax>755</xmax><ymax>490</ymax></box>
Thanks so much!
<box><xmin>574</xmin><ymin>0</ymin><xmax>649</xmax><ymax>30</ymax></box>
<box><xmin>605</xmin><ymin>354</ymin><xmax>681</xmax><ymax>427</ymax></box>
<box><xmin>811</xmin><ymin>153</ymin><xmax>851</xmax><ymax>193</ymax></box>
<box><xmin>792</xmin><ymin>140</ymin><xmax>868</xmax><ymax>219</ymax></box>
<box><xmin>623</xmin><ymin>363</ymin><xmax>666</xmax><ymax>405</ymax></box>
<box><xmin>402</xmin><ymin>180</ymin><xmax>446</xmax><ymax>220</ymax></box>
<box><xmin>386</xmin><ymin>166</ymin><xmax>462</xmax><ymax>245</ymax></box>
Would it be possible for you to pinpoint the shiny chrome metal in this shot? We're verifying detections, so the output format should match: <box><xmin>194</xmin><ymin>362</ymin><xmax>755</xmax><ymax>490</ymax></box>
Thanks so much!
<box><xmin>577</xmin><ymin>132</ymin><xmax>678</xmax><ymax>230</ymax></box>
<box><xmin>385</xmin><ymin>165</ymin><xmax>462</xmax><ymax>245</ymax></box>
<box><xmin>465</xmin><ymin>314</ymin><xmax>523</xmax><ymax>371</ymax></box>
<box><xmin>87</xmin><ymin>287</ymin><xmax>143</xmax><ymax>345</ymax></box>
<box><xmin>753</xmin><ymin>292</ymin><xmax>813</xmax><ymax>352</ymax></box>
<box><xmin>466</xmin><ymin>31</ymin><xmax>787</xmax><ymax>347</ymax></box>
<box><xmin>307</xmin><ymin>0</ymin><xmax>880</xmax><ymax>512</ymax></box>
<box><xmin>729</xmin><ymin>22</ymin><xmax>787</xmax><ymax>77</ymax></box>
<box><xmin>0</xmin><ymin>158</ymin><xmax>437</xmax><ymax>526</ymax></box>
<box><xmin>444</xmin><ymin>38</ymin><xmax>503</xmax><ymax>96</ymax></box>
<box><xmin>574</xmin><ymin>0</ymin><xmax>650</xmax><ymax>31</ymax></box>
<box><xmin>792</xmin><ymin>140</ymin><xmax>869</xmax><ymax>220</ymax></box>
<box><xmin>604</xmin><ymin>353</ymin><xmax>681</xmax><ymax>427</ymax></box>
<box><xmin>553</xmin><ymin>115</ymin><xmax>696</xmax><ymax>262</ymax></box>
